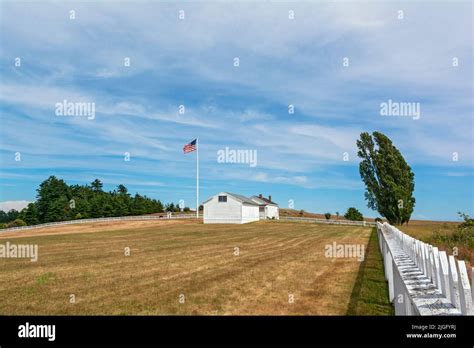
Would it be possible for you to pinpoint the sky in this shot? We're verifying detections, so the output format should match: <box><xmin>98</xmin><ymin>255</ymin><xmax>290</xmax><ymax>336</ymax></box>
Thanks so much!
<box><xmin>0</xmin><ymin>0</ymin><xmax>472</xmax><ymax>221</ymax></box>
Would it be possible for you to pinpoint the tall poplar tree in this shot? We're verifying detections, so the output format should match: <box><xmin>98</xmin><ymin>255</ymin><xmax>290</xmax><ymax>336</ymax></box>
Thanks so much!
<box><xmin>357</xmin><ymin>131</ymin><xmax>415</xmax><ymax>225</ymax></box>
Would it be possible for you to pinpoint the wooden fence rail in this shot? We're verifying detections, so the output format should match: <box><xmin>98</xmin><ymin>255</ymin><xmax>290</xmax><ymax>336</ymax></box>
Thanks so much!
<box><xmin>1</xmin><ymin>215</ymin><xmax>376</xmax><ymax>233</ymax></box>
<box><xmin>0</xmin><ymin>213</ymin><xmax>200</xmax><ymax>233</ymax></box>
<box><xmin>377</xmin><ymin>222</ymin><xmax>473</xmax><ymax>315</ymax></box>
<box><xmin>279</xmin><ymin>216</ymin><xmax>376</xmax><ymax>227</ymax></box>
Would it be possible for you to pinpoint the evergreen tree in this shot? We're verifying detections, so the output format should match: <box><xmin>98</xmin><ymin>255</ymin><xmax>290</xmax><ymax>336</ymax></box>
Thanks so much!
<box><xmin>0</xmin><ymin>210</ymin><xmax>8</xmax><ymax>223</ymax></box>
<box><xmin>344</xmin><ymin>207</ymin><xmax>364</xmax><ymax>221</ymax></box>
<box><xmin>5</xmin><ymin>177</ymin><xmax>167</xmax><ymax>226</ymax></box>
<box><xmin>117</xmin><ymin>184</ymin><xmax>128</xmax><ymax>195</ymax></box>
<box><xmin>23</xmin><ymin>203</ymin><xmax>39</xmax><ymax>225</ymax></box>
<box><xmin>89</xmin><ymin>195</ymin><xmax>105</xmax><ymax>218</ymax></box>
<box><xmin>36</xmin><ymin>176</ymin><xmax>70</xmax><ymax>223</ymax></box>
<box><xmin>7</xmin><ymin>209</ymin><xmax>20</xmax><ymax>221</ymax></box>
<box><xmin>166</xmin><ymin>203</ymin><xmax>175</xmax><ymax>212</ymax></box>
<box><xmin>91</xmin><ymin>179</ymin><xmax>103</xmax><ymax>192</ymax></box>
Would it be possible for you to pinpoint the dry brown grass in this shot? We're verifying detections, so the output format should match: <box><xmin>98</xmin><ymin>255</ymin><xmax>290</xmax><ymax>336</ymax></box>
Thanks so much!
<box><xmin>0</xmin><ymin>219</ymin><xmax>186</xmax><ymax>239</ymax></box>
<box><xmin>400</xmin><ymin>220</ymin><xmax>460</xmax><ymax>240</ymax></box>
<box><xmin>0</xmin><ymin>220</ymin><xmax>371</xmax><ymax>315</ymax></box>
<box><xmin>399</xmin><ymin>220</ymin><xmax>472</xmax><ymax>270</ymax></box>
<box><xmin>280</xmin><ymin>208</ymin><xmax>375</xmax><ymax>221</ymax></box>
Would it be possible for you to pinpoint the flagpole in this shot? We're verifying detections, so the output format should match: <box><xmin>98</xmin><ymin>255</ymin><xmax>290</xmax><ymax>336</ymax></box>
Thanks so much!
<box><xmin>196</xmin><ymin>138</ymin><xmax>199</xmax><ymax>219</ymax></box>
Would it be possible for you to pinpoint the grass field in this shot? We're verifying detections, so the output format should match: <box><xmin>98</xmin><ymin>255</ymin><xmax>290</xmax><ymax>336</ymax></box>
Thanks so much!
<box><xmin>399</xmin><ymin>220</ymin><xmax>472</xmax><ymax>269</ymax></box>
<box><xmin>400</xmin><ymin>220</ymin><xmax>460</xmax><ymax>241</ymax></box>
<box><xmin>347</xmin><ymin>229</ymin><xmax>393</xmax><ymax>315</ymax></box>
<box><xmin>0</xmin><ymin>220</ymin><xmax>378</xmax><ymax>315</ymax></box>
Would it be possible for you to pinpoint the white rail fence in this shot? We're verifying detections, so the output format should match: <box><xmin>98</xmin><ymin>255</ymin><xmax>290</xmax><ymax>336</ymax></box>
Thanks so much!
<box><xmin>280</xmin><ymin>216</ymin><xmax>376</xmax><ymax>227</ymax></box>
<box><xmin>0</xmin><ymin>213</ymin><xmax>200</xmax><ymax>233</ymax></box>
<box><xmin>377</xmin><ymin>222</ymin><xmax>473</xmax><ymax>315</ymax></box>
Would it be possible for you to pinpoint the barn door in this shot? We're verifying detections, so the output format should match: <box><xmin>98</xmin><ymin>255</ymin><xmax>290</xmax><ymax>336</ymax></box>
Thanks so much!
<box><xmin>259</xmin><ymin>206</ymin><xmax>265</xmax><ymax>219</ymax></box>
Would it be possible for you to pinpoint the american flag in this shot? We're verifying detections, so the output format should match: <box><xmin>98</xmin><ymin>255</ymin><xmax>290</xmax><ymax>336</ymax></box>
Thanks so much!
<box><xmin>183</xmin><ymin>139</ymin><xmax>197</xmax><ymax>153</ymax></box>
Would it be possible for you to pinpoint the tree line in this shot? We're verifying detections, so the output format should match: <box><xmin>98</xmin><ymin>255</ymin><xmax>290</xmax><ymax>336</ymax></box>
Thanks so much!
<box><xmin>0</xmin><ymin>176</ymin><xmax>190</xmax><ymax>228</ymax></box>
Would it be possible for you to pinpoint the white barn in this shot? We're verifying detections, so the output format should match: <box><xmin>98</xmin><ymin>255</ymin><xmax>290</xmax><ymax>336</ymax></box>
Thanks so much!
<box><xmin>203</xmin><ymin>192</ymin><xmax>279</xmax><ymax>224</ymax></box>
<box><xmin>250</xmin><ymin>194</ymin><xmax>280</xmax><ymax>220</ymax></box>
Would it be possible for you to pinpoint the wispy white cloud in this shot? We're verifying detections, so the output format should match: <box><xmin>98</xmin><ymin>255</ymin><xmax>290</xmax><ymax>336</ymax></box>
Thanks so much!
<box><xmin>0</xmin><ymin>200</ymin><xmax>31</xmax><ymax>211</ymax></box>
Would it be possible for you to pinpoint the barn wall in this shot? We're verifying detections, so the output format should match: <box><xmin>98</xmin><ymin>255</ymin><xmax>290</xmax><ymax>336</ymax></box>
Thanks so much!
<box><xmin>241</xmin><ymin>204</ymin><xmax>260</xmax><ymax>223</ymax></box>
<box><xmin>266</xmin><ymin>205</ymin><xmax>279</xmax><ymax>220</ymax></box>
<box><xmin>204</xmin><ymin>194</ymin><xmax>243</xmax><ymax>224</ymax></box>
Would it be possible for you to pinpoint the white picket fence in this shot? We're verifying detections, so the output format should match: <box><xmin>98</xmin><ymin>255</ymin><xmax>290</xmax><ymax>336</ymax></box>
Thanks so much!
<box><xmin>377</xmin><ymin>222</ymin><xmax>473</xmax><ymax>315</ymax></box>
<box><xmin>0</xmin><ymin>213</ymin><xmax>200</xmax><ymax>233</ymax></box>
<box><xmin>279</xmin><ymin>216</ymin><xmax>376</xmax><ymax>227</ymax></box>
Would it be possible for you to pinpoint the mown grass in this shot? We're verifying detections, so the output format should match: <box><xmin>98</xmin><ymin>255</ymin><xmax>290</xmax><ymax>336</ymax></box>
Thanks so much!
<box><xmin>346</xmin><ymin>228</ymin><xmax>393</xmax><ymax>315</ymax></box>
<box><xmin>0</xmin><ymin>220</ymin><xmax>373</xmax><ymax>315</ymax></box>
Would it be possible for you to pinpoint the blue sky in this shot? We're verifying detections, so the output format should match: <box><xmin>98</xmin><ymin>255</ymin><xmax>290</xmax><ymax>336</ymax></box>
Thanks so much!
<box><xmin>0</xmin><ymin>1</ymin><xmax>472</xmax><ymax>221</ymax></box>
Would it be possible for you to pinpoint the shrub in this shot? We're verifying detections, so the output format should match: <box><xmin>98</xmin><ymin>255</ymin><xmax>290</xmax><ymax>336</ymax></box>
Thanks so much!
<box><xmin>432</xmin><ymin>212</ymin><xmax>474</xmax><ymax>250</ymax></box>
<box><xmin>428</xmin><ymin>213</ymin><xmax>474</xmax><ymax>263</ymax></box>
<box><xmin>7</xmin><ymin>218</ymin><xmax>27</xmax><ymax>228</ymax></box>
<box><xmin>324</xmin><ymin>213</ymin><xmax>331</xmax><ymax>220</ymax></box>
<box><xmin>458</xmin><ymin>212</ymin><xmax>474</xmax><ymax>228</ymax></box>
<box><xmin>299</xmin><ymin>210</ymin><xmax>305</xmax><ymax>216</ymax></box>
<box><xmin>75</xmin><ymin>213</ymin><xmax>83</xmax><ymax>219</ymax></box>
<box><xmin>344</xmin><ymin>208</ymin><xmax>364</xmax><ymax>221</ymax></box>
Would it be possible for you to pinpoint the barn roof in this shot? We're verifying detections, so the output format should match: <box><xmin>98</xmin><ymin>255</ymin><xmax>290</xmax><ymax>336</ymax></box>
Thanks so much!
<box><xmin>202</xmin><ymin>192</ymin><xmax>259</xmax><ymax>205</ymax></box>
<box><xmin>226</xmin><ymin>192</ymin><xmax>259</xmax><ymax>205</ymax></box>
<box><xmin>250</xmin><ymin>195</ymin><xmax>278</xmax><ymax>206</ymax></box>
<box><xmin>202</xmin><ymin>192</ymin><xmax>278</xmax><ymax>206</ymax></box>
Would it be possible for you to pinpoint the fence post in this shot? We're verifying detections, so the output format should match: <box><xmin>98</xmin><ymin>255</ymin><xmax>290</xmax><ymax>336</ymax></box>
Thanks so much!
<box><xmin>415</xmin><ymin>240</ymin><xmax>421</xmax><ymax>269</ymax></box>
<box><xmin>448</xmin><ymin>255</ymin><xmax>460</xmax><ymax>310</ymax></box>
<box><xmin>379</xmin><ymin>228</ymin><xmax>384</xmax><ymax>256</ymax></box>
<box><xmin>411</xmin><ymin>238</ymin><xmax>416</xmax><ymax>264</ymax></box>
<box><xmin>420</xmin><ymin>243</ymin><xmax>426</xmax><ymax>272</ymax></box>
<box><xmin>438</xmin><ymin>251</ymin><xmax>450</xmax><ymax>301</ymax></box>
<box><xmin>424</xmin><ymin>244</ymin><xmax>431</xmax><ymax>281</ymax></box>
<box><xmin>393</xmin><ymin>261</ymin><xmax>406</xmax><ymax>315</ymax></box>
<box><xmin>431</xmin><ymin>247</ymin><xmax>440</xmax><ymax>289</ymax></box>
<box><xmin>385</xmin><ymin>248</ymin><xmax>394</xmax><ymax>302</ymax></box>
<box><xmin>418</xmin><ymin>241</ymin><xmax>425</xmax><ymax>275</ymax></box>
<box><xmin>457</xmin><ymin>260</ymin><xmax>473</xmax><ymax>315</ymax></box>
<box><xmin>382</xmin><ymin>237</ymin><xmax>388</xmax><ymax>280</ymax></box>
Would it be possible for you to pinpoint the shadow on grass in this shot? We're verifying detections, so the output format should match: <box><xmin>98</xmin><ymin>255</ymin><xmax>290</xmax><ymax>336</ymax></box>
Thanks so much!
<box><xmin>346</xmin><ymin>228</ymin><xmax>394</xmax><ymax>315</ymax></box>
